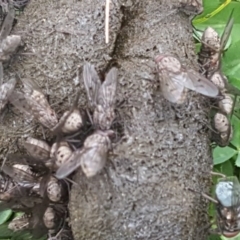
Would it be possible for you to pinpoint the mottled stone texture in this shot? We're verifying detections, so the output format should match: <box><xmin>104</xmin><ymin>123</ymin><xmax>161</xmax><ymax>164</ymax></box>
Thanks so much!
<box><xmin>1</xmin><ymin>0</ymin><xmax>212</xmax><ymax>239</ymax></box>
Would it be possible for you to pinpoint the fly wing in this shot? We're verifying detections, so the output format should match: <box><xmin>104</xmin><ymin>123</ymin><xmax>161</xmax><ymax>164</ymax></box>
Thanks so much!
<box><xmin>23</xmin><ymin>138</ymin><xmax>50</xmax><ymax>160</ymax></box>
<box><xmin>0</xmin><ymin>3</ymin><xmax>15</xmax><ymax>41</ymax></box>
<box><xmin>97</xmin><ymin>67</ymin><xmax>118</xmax><ymax>107</ymax></box>
<box><xmin>8</xmin><ymin>91</ymin><xmax>32</xmax><ymax>116</ymax></box>
<box><xmin>184</xmin><ymin>69</ymin><xmax>219</xmax><ymax>97</ymax></box>
<box><xmin>20</xmin><ymin>79</ymin><xmax>58</xmax><ymax>129</ymax></box>
<box><xmin>229</xmin><ymin>176</ymin><xmax>240</xmax><ymax>207</ymax></box>
<box><xmin>2</xmin><ymin>165</ymin><xmax>39</xmax><ymax>186</ymax></box>
<box><xmin>55</xmin><ymin>148</ymin><xmax>84</xmax><ymax>179</ymax></box>
<box><xmin>160</xmin><ymin>71</ymin><xmax>185</xmax><ymax>103</ymax></box>
<box><xmin>80</xmin><ymin>145</ymin><xmax>108</xmax><ymax>177</ymax></box>
<box><xmin>7</xmin><ymin>154</ymin><xmax>50</xmax><ymax>176</ymax></box>
<box><xmin>83</xmin><ymin>62</ymin><xmax>101</xmax><ymax>108</ymax></box>
<box><xmin>21</xmin><ymin>78</ymin><xmax>43</xmax><ymax>95</ymax></box>
<box><xmin>0</xmin><ymin>78</ymin><xmax>16</xmax><ymax>110</ymax></box>
<box><xmin>220</xmin><ymin>10</ymin><xmax>234</xmax><ymax>51</ymax></box>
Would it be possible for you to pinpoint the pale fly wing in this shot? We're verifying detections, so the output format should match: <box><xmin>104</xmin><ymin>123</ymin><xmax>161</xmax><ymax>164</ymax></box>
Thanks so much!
<box><xmin>220</xmin><ymin>10</ymin><xmax>234</xmax><ymax>51</ymax></box>
<box><xmin>94</xmin><ymin>67</ymin><xmax>118</xmax><ymax>129</ymax></box>
<box><xmin>81</xmin><ymin>130</ymin><xmax>113</xmax><ymax>177</ymax></box>
<box><xmin>0</xmin><ymin>77</ymin><xmax>16</xmax><ymax>111</ymax></box>
<box><xmin>2</xmin><ymin>165</ymin><xmax>39</xmax><ymax>187</ymax></box>
<box><xmin>0</xmin><ymin>3</ymin><xmax>15</xmax><ymax>41</ymax></box>
<box><xmin>185</xmin><ymin>69</ymin><xmax>220</xmax><ymax>97</ymax></box>
<box><xmin>23</xmin><ymin>137</ymin><xmax>50</xmax><ymax>160</ymax></box>
<box><xmin>97</xmin><ymin>67</ymin><xmax>118</xmax><ymax>108</ymax></box>
<box><xmin>159</xmin><ymin>70</ymin><xmax>185</xmax><ymax>103</ymax></box>
<box><xmin>228</xmin><ymin>176</ymin><xmax>240</xmax><ymax>207</ymax></box>
<box><xmin>80</xmin><ymin>145</ymin><xmax>108</xmax><ymax>178</ymax></box>
<box><xmin>8</xmin><ymin>90</ymin><xmax>32</xmax><ymax>116</ymax></box>
<box><xmin>83</xmin><ymin>62</ymin><xmax>101</xmax><ymax>108</ymax></box>
<box><xmin>21</xmin><ymin>78</ymin><xmax>58</xmax><ymax>129</ymax></box>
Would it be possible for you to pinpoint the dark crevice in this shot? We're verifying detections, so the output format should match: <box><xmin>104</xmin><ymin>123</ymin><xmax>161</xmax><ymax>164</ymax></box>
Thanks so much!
<box><xmin>103</xmin><ymin>1</ymin><xmax>143</xmax><ymax>73</ymax></box>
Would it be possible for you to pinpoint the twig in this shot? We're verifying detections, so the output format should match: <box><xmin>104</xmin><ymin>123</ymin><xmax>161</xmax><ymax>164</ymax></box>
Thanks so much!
<box><xmin>105</xmin><ymin>0</ymin><xmax>110</xmax><ymax>44</ymax></box>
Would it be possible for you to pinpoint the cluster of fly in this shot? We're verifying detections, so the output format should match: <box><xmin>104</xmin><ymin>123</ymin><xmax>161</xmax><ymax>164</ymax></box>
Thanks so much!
<box><xmin>154</xmin><ymin>11</ymin><xmax>237</xmax><ymax>148</ymax></box>
<box><xmin>201</xmin><ymin>172</ymin><xmax>240</xmax><ymax>238</ymax></box>
<box><xmin>55</xmin><ymin>62</ymin><xmax>118</xmax><ymax>179</ymax></box>
<box><xmin>197</xmin><ymin>11</ymin><xmax>235</xmax><ymax>147</ymax></box>
<box><xmin>0</xmin><ymin>137</ymin><xmax>71</xmax><ymax>239</ymax></box>
<box><xmin>0</xmin><ymin>61</ymin><xmax>118</xmax><ymax>239</ymax></box>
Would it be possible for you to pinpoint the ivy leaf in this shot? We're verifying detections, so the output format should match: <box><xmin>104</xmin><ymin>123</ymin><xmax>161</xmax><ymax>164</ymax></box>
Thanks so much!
<box><xmin>213</xmin><ymin>146</ymin><xmax>237</xmax><ymax>165</ymax></box>
<box><xmin>0</xmin><ymin>210</ymin><xmax>12</xmax><ymax>225</ymax></box>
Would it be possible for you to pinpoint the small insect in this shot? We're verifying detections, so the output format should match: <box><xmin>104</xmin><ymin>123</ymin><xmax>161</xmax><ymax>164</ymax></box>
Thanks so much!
<box><xmin>178</xmin><ymin>0</ymin><xmax>203</xmax><ymax>16</ymax></box>
<box><xmin>83</xmin><ymin>62</ymin><xmax>118</xmax><ymax>130</ymax></box>
<box><xmin>212</xmin><ymin>112</ymin><xmax>233</xmax><ymax>147</ymax></box>
<box><xmin>43</xmin><ymin>205</ymin><xmax>66</xmax><ymax>231</ymax></box>
<box><xmin>155</xmin><ymin>54</ymin><xmax>220</xmax><ymax>103</ymax></box>
<box><xmin>23</xmin><ymin>137</ymin><xmax>51</xmax><ymax>160</ymax></box>
<box><xmin>55</xmin><ymin>109</ymin><xmax>83</xmax><ymax>134</ymax></box>
<box><xmin>0</xmin><ymin>77</ymin><xmax>16</xmax><ymax>111</ymax></box>
<box><xmin>55</xmin><ymin>129</ymin><xmax>114</xmax><ymax>179</ymax></box>
<box><xmin>218</xmin><ymin>93</ymin><xmax>233</xmax><ymax>115</ymax></box>
<box><xmin>50</xmin><ymin>142</ymin><xmax>73</xmax><ymax>170</ymax></box>
<box><xmin>8</xmin><ymin>214</ymin><xmax>30</xmax><ymax>232</ymax></box>
<box><xmin>0</xmin><ymin>3</ymin><xmax>21</xmax><ymax>62</ymax></box>
<box><xmin>213</xmin><ymin>175</ymin><xmax>240</xmax><ymax>237</ymax></box>
<box><xmin>198</xmin><ymin>11</ymin><xmax>234</xmax><ymax>76</ymax></box>
<box><xmin>10</xmin><ymin>78</ymin><xmax>58</xmax><ymax>129</ymax></box>
<box><xmin>46</xmin><ymin>176</ymin><xmax>67</xmax><ymax>203</ymax></box>
<box><xmin>210</xmin><ymin>71</ymin><xmax>226</xmax><ymax>90</ymax></box>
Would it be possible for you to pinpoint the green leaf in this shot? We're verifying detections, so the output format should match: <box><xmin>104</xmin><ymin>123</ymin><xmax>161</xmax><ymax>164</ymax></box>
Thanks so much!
<box><xmin>0</xmin><ymin>223</ymin><xmax>14</xmax><ymax>238</ymax></box>
<box><xmin>214</xmin><ymin>160</ymin><xmax>234</xmax><ymax>176</ymax></box>
<box><xmin>222</xmin><ymin>40</ymin><xmax>240</xmax><ymax>80</ymax></box>
<box><xmin>208</xmin><ymin>234</ymin><xmax>221</xmax><ymax>240</ymax></box>
<box><xmin>194</xmin><ymin>0</ymin><xmax>231</xmax><ymax>24</ymax></box>
<box><xmin>213</xmin><ymin>146</ymin><xmax>237</xmax><ymax>165</ymax></box>
<box><xmin>230</xmin><ymin>114</ymin><xmax>240</xmax><ymax>148</ymax></box>
<box><xmin>235</xmin><ymin>152</ymin><xmax>240</xmax><ymax>167</ymax></box>
<box><xmin>221</xmin><ymin>233</ymin><xmax>240</xmax><ymax>240</ymax></box>
<box><xmin>0</xmin><ymin>210</ymin><xmax>12</xmax><ymax>225</ymax></box>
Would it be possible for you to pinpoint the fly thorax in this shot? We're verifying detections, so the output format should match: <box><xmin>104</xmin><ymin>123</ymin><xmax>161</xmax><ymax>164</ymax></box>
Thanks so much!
<box><xmin>47</xmin><ymin>178</ymin><xmax>61</xmax><ymax>202</ymax></box>
<box><xmin>50</xmin><ymin>142</ymin><xmax>73</xmax><ymax>169</ymax></box>
<box><xmin>201</xmin><ymin>27</ymin><xmax>220</xmax><ymax>52</ymax></box>
<box><xmin>161</xmin><ymin>56</ymin><xmax>181</xmax><ymax>73</ymax></box>
<box><xmin>215</xmin><ymin>181</ymin><xmax>233</xmax><ymax>207</ymax></box>
<box><xmin>61</xmin><ymin>109</ymin><xmax>83</xmax><ymax>133</ymax></box>
<box><xmin>43</xmin><ymin>207</ymin><xmax>56</xmax><ymax>229</ymax></box>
